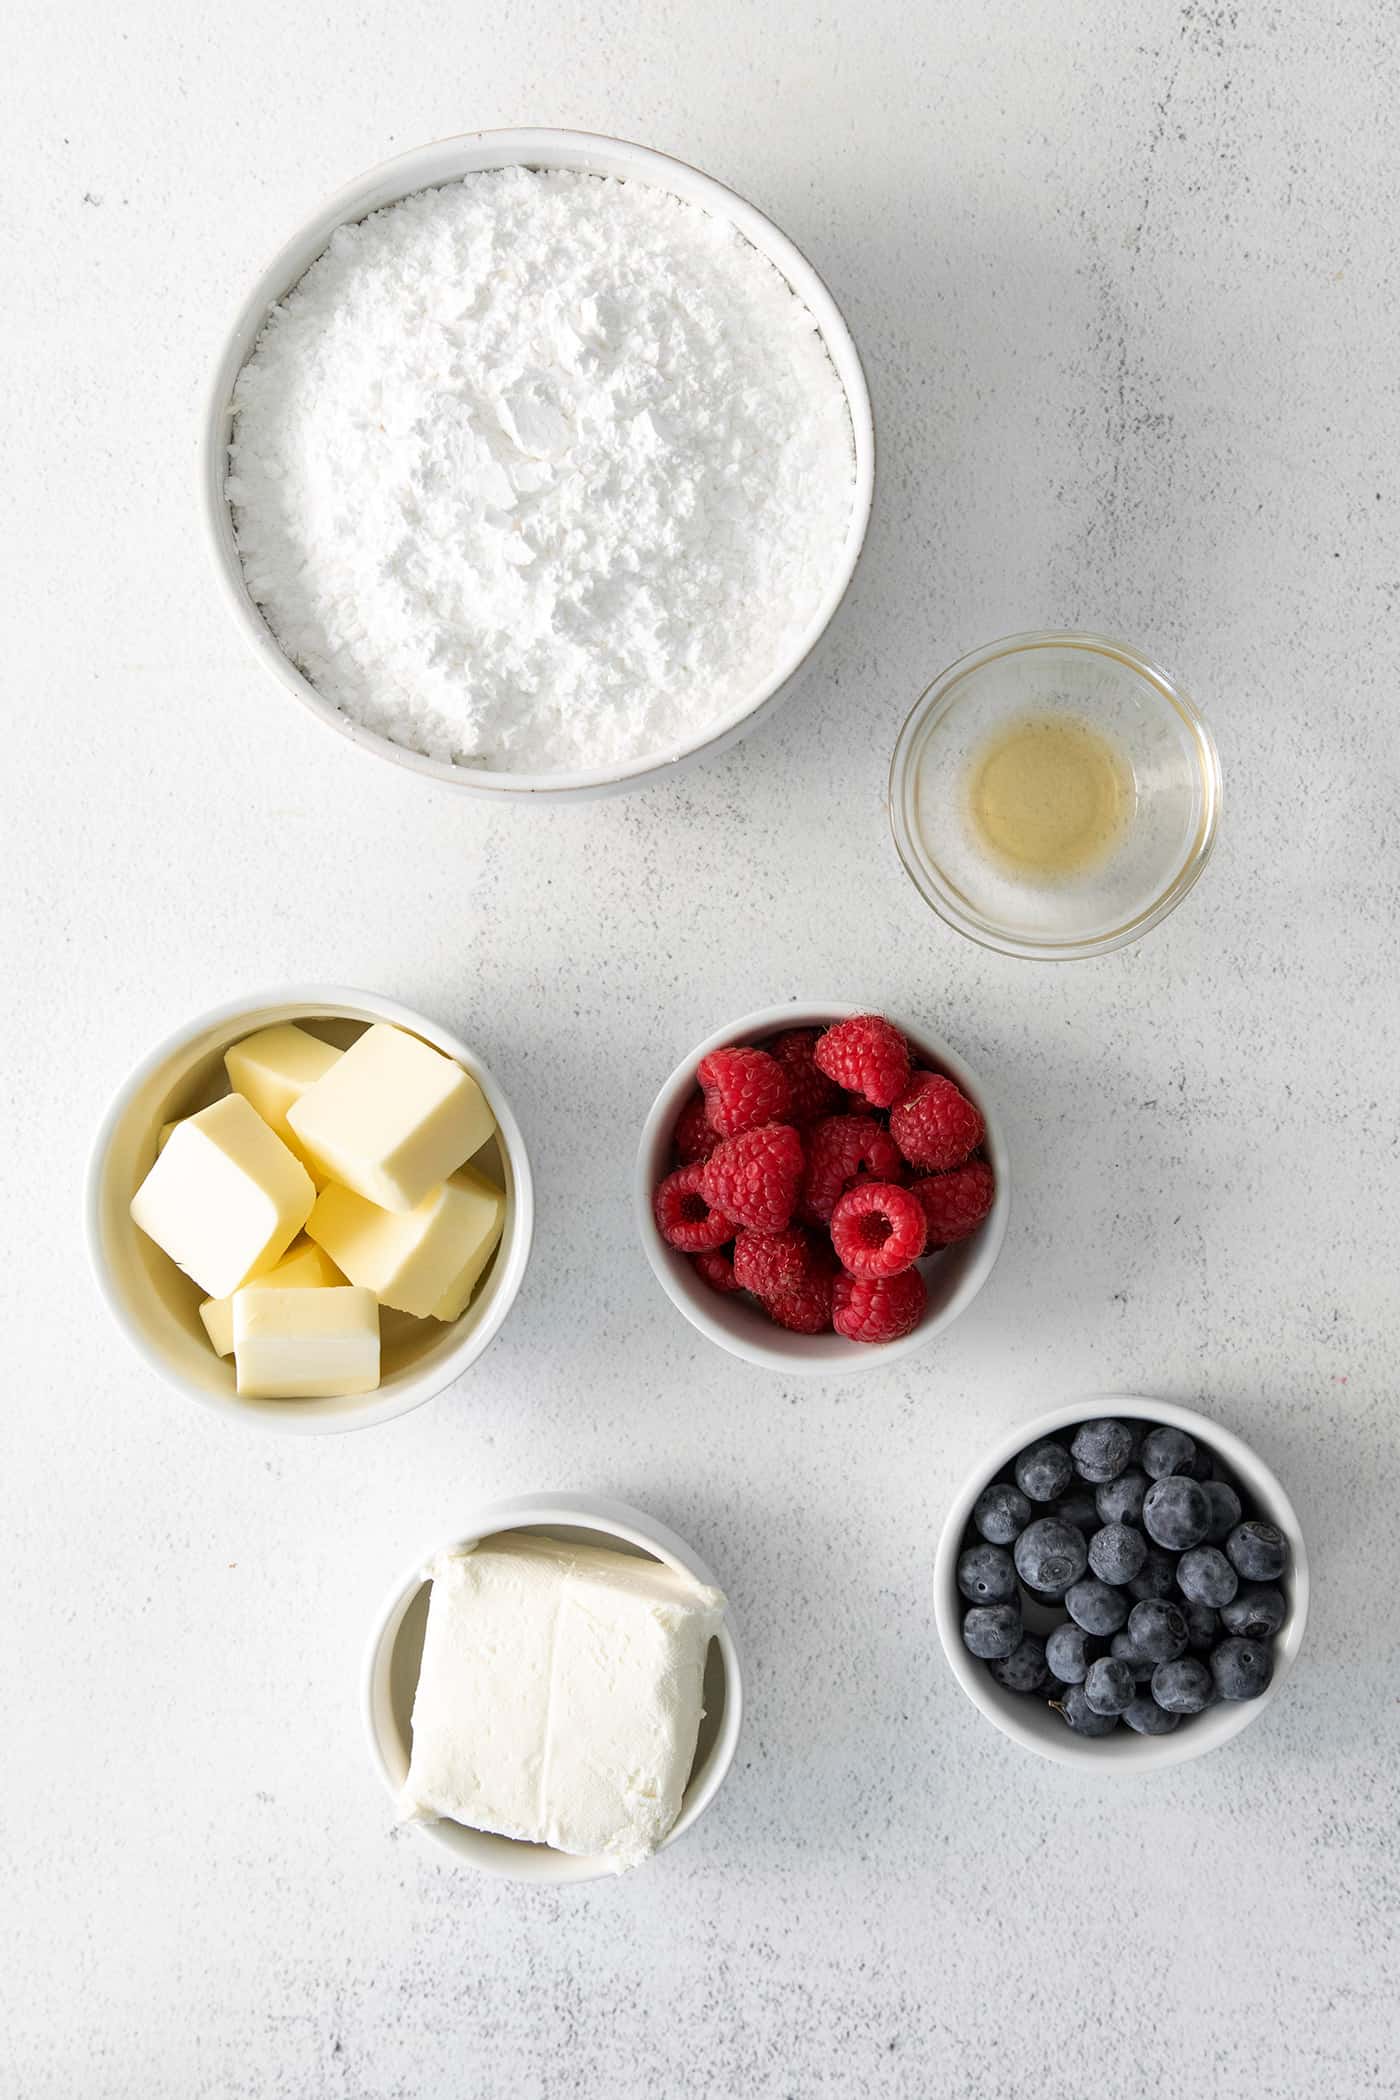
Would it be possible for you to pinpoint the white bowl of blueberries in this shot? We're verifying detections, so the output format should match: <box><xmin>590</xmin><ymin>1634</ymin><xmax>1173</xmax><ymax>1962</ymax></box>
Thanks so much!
<box><xmin>934</xmin><ymin>1397</ymin><xmax>1309</xmax><ymax>1768</ymax></box>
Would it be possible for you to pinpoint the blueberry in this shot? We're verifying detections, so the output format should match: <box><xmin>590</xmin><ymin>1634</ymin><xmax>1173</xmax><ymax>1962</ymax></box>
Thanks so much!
<box><xmin>1123</xmin><ymin>1693</ymin><xmax>1180</xmax><ymax>1735</ymax></box>
<box><xmin>1126</xmin><ymin>1598</ymin><xmax>1189</xmax><ymax>1662</ymax></box>
<box><xmin>1045</xmin><ymin>1621</ymin><xmax>1096</xmax><ymax>1684</ymax></box>
<box><xmin>1015</xmin><ymin>1440</ymin><xmax>1073</xmax><ymax>1504</ymax></box>
<box><xmin>1183</xmin><ymin>1601</ymin><xmax>1219</xmax><ymax>1653</ymax></box>
<box><xmin>1088</xmin><ymin>1521</ymin><xmax>1148</xmax><ymax>1586</ymax></box>
<box><xmin>1220</xmin><ymin>1584</ymin><xmax>1286</xmax><ymax>1640</ymax></box>
<box><xmin>1141</xmin><ymin>1425</ymin><xmax>1196</xmax><ymax>1480</ymax></box>
<box><xmin>1054</xmin><ymin>1488</ymin><xmax>1101</xmax><ymax>1534</ymax></box>
<box><xmin>1096</xmin><ymin>1470</ymin><xmax>1148</xmax><ymax>1526</ymax></box>
<box><xmin>1211</xmin><ymin>1636</ymin><xmax>1274</xmax><ymax>1701</ymax></box>
<box><xmin>1065</xmin><ymin>1579</ymin><xmax>1129</xmax><ymax>1636</ymax></box>
<box><xmin>962</xmin><ymin>1602</ymin><xmax>1022</xmax><ymax>1660</ymax></box>
<box><xmin>988</xmin><ymin>1635</ymin><xmax>1049</xmax><ymax>1694</ymax></box>
<box><xmin>1084</xmin><ymin>1656</ymin><xmax>1135</xmax><ymax>1715</ymax></box>
<box><xmin>1175</xmin><ymin>1545</ymin><xmax>1238</xmax><ymax>1609</ymax></box>
<box><xmin>1127</xmin><ymin>1547</ymin><xmax>1178</xmax><ymax>1600</ymax></box>
<box><xmin>1109</xmin><ymin>1630</ymin><xmax>1155</xmax><ymax>1683</ymax></box>
<box><xmin>1143</xmin><ymin>1476</ymin><xmax>1210</xmax><ymax>1550</ymax></box>
<box><xmin>957</xmin><ymin>1542</ymin><xmax>1017</xmax><ymax>1605</ymax></box>
<box><xmin>1226</xmin><ymin>1519</ymin><xmax>1288</xmax><ymax>1583</ymax></box>
<box><xmin>973</xmin><ymin>1480</ymin><xmax>1032</xmax><ymax>1546</ymax></box>
<box><xmin>1056</xmin><ymin>1683</ymin><xmax>1119</xmax><ymax>1736</ymax></box>
<box><xmin>1151</xmin><ymin>1656</ymin><xmax>1214</xmax><ymax>1713</ymax></box>
<box><xmin>1070</xmin><ymin>1417</ymin><xmax>1135</xmax><ymax>1484</ymax></box>
<box><xmin>1201</xmin><ymin>1479</ymin><xmax>1242</xmax><ymax>1543</ymax></box>
<box><xmin>1014</xmin><ymin>1517</ymin><xmax>1088</xmax><ymax>1593</ymax></box>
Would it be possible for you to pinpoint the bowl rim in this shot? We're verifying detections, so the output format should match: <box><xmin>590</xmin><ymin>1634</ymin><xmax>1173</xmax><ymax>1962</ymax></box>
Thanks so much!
<box><xmin>932</xmin><ymin>1394</ymin><xmax>1310</xmax><ymax>1771</ymax></box>
<box><xmin>361</xmin><ymin>1493</ymin><xmax>744</xmax><ymax>1883</ymax></box>
<box><xmin>199</xmin><ymin>125</ymin><xmax>876</xmax><ymax>799</ymax></box>
<box><xmin>634</xmin><ymin>1001</ymin><xmax>1010</xmax><ymax>1374</ymax></box>
<box><xmin>83</xmin><ymin>984</ymin><xmax>535</xmax><ymax>1435</ymax></box>
<box><xmin>889</xmin><ymin>629</ymin><xmax>1223</xmax><ymax>960</ymax></box>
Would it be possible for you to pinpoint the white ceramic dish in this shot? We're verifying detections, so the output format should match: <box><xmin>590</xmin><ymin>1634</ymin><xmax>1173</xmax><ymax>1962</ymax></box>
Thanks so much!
<box><xmin>933</xmin><ymin>1396</ymin><xmax>1309</xmax><ymax>1770</ymax></box>
<box><xmin>362</xmin><ymin>1495</ymin><xmax>743</xmax><ymax>1883</ymax></box>
<box><xmin>201</xmin><ymin>127</ymin><xmax>875</xmax><ymax>802</ymax></box>
<box><xmin>85</xmin><ymin>987</ymin><xmax>533</xmax><ymax>1434</ymax></box>
<box><xmin>635</xmin><ymin>1003</ymin><xmax>1009</xmax><ymax>1374</ymax></box>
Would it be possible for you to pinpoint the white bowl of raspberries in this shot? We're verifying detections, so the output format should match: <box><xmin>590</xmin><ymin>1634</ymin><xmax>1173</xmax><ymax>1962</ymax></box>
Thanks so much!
<box><xmin>636</xmin><ymin>1004</ymin><xmax>1009</xmax><ymax>1371</ymax></box>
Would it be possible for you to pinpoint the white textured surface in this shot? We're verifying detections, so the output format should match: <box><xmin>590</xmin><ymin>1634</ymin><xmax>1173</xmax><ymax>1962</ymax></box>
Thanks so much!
<box><xmin>4</xmin><ymin>2</ymin><xmax>1399</xmax><ymax>2094</ymax></box>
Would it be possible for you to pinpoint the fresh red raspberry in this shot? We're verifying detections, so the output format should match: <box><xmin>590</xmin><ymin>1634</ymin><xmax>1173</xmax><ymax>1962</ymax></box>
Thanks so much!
<box><xmin>800</xmin><ymin>1115</ymin><xmax>906</xmax><ymax>1224</ymax></box>
<box><xmin>813</xmin><ymin>1014</ymin><xmax>911</xmax><ymax>1110</ymax></box>
<box><xmin>673</xmin><ymin>1091</ymin><xmax>718</xmax><ymax>1165</ymax></box>
<box><xmin>764</xmin><ymin>1269</ymin><xmax>834</xmax><ymax>1334</ymax></box>
<box><xmin>696</xmin><ymin>1045</ymin><xmax>792</xmax><ymax>1138</ymax></box>
<box><xmin>692</xmin><ymin>1249</ymin><xmax>741</xmax><ymax>1294</ymax></box>
<box><xmin>653</xmin><ymin>1163</ymin><xmax>734</xmax><ymax>1253</ymax></box>
<box><xmin>766</xmin><ymin>1028</ymin><xmax>843</xmax><ymax>1125</ymax></box>
<box><xmin>889</xmin><ymin>1071</ymin><xmax>985</xmax><ymax>1172</ymax></box>
<box><xmin>910</xmin><ymin>1159</ymin><xmax>996</xmax><ymax>1245</ymax></box>
<box><xmin>732</xmin><ymin>1226</ymin><xmax>812</xmax><ymax>1298</ymax></box>
<box><xmin>830</xmin><ymin>1181</ymin><xmax>928</xmax><ymax>1279</ymax></box>
<box><xmin>700</xmin><ymin>1123</ymin><xmax>804</xmax><ymax>1235</ymax></box>
<box><xmin>832</xmin><ymin>1266</ymin><xmax>928</xmax><ymax>1344</ymax></box>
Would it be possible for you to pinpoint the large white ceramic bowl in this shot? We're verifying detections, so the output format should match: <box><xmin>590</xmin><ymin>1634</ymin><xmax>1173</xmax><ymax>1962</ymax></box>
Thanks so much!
<box><xmin>85</xmin><ymin>987</ymin><xmax>533</xmax><ymax>1434</ymax></box>
<box><xmin>933</xmin><ymin>1396</ymin><xmax>1309</xmax><ymax>1770</ymax></box>
<box><xmin>201</xmin><ymin>128</ymin><xmax>875</xmax><ymax>801</ymax></box>
<box><xmin>362</xmin><ymin>1495</ymin><xmax>744</xmax><ymax>1883</ymax></box>
<box><xmin>635</xmin><ymin>1003</ymin><xmax>1009</xmax><ymax>1374</ymax></box>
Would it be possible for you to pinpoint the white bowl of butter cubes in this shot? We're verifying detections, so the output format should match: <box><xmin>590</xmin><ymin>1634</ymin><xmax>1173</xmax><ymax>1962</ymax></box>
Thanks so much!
<box><xmin>86</xmin><ymin>987</ymin><xmax>533</xmax><ymax>1431</ymax></box>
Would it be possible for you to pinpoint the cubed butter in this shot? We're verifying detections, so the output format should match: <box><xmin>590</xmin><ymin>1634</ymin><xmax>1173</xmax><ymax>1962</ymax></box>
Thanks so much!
<box><xmin>225</xmin><ymin>1024</ymin><xmax>342</xmax><ymax>1187</ymax></box>
<box><xmin>287</xmin><ymin>1022</ymin><xmax>493</xmax><ymax>1213</ymax></box>
<box><xmin>232</xmin><ymin>1284</ymin><xmax>380</xmax><ymax>1399</ymax></box>
<box><xmin>306</xmin><ymin>1164</ymin><xmax>505</xmax><ymax>1320</ymax></box>
<box><xmin>199</xmin><ymin>1235</ymin><xmax>346</xmax><ymax>1358</ymax></box>
<box><xmin>129</xmin><ymin>1095</ymin><xmax>314</xmax><ymax>1299</ymax></box>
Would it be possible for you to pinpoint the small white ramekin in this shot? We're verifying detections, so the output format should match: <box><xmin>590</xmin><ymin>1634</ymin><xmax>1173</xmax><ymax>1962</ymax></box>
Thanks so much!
<box><xmin>362</xmin><ymin>1495</ymin><xmax>744</xmax><ymax>1883</ymax></box>
<box><xmin>635</xmin><ymin>1003</ymin><xmax>1009</xmax><ymax>1374</ymax></box>
<box><xmin>85</xmin><ymin>987</ymin><xmax>533</xmax><ymax>1434</ymax></box>
<box><xmin>201</xmin><ymin>128</ymin><xmax>875</xmax><ymax>801</ymax></box>
<box><xmin>933</xmin><ymin>1396</ymin><xmax>1309</xmax><ymax>1771</ymax></box>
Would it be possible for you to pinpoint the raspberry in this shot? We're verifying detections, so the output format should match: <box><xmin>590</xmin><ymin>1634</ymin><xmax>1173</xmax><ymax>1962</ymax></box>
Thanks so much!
<box><xmin>801</xmin><ymin>1115</ymin><xmax>905</xmax><ymax>1224</ymax></box>
<box><xmin>732</xmin><ymin>1227</ymin><xmax>811</xmax><ymax>1298</ymax></box>
<box><xmin>766</xmin><ymin>1028</ymin><xmax>843</xmax><ymax>1125</ymax></box>
<box><xmin>652</xmin><ymin>1163</ymin><xmax>734</xmax><ymax>1253</ymax></box>
<box><xmin>673</xmin><ymin>1091</ymin><xmax>718</xmax><ymax>1165</ymax></box>
<box><xmin>696</xmin><ymin>1045</ymin><xmax>792</xmax><ymax>1138</ymax></box>
<box><xmin>830</xmin><ymin>1181</ymin><xmax>928</xmax><ymax>1279</ymax></box>
<box><xmin>692</xmin><ymin>1249</ymin><xmax>741</xmax><ymax>1294</ymax></box>
<box><xmin>832</xmin><ymin>1266</ymin><xmax>928</xmax><ymax>1344</ymax></box>
<box><xmin>700</xmin><ymin>1123</ymin><xmax>804</xmax><ymax>1235</ymax></box>
<box><xmin>911</xmin><ymin>1159</ymin><xmax>996</xmax><ymax>1245</ymax></box>
<box><xmin>764</xmin><ymin>1269</ymin><xmax>834</xmax><ymax>1334</ymax></box>
<box><xmin>813</xmin><ymin>1014</ymin><xmax>911</xmax><ymax>1110</ymax></box>
<box><xmin>889</xmin><ymin>1070</ymin><xmax>984</xmax><ymax>1172</ymax></box>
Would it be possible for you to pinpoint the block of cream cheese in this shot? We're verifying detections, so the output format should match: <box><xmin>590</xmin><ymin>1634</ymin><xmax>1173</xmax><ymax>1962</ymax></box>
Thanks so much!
<box><xmin>129</xmin><ymin>1095</ymin><xmax>315</xmax><ymax>1299</ymax></box>
<box><xmin>225</xmin><ymin>1024</ymin><xmax>342</xmax><ymax>1186</ymax></box>
<box><xmin>232</xmin><ymin>1283</ymin><xmax>379</xmax><ymax>1398</ymax></box>
<box><xmin>305</xmin><ymin>1164</ymin><xmax>505</xmax><ymax>1320</ymax></box>
<box><xmin>399</xmin><ymin>1536</ymin><xmax>725</xmax><ymax>1870</ymax></box>
<box><xmin>199</xmin><ymin>1235</ymin><xmax>345</xmax><ymax>1358</ymax></box>
<box><xmin>288</xmin><ymin>1023</ymin><xmax>494</xmax><ymax>1213</ymax></box>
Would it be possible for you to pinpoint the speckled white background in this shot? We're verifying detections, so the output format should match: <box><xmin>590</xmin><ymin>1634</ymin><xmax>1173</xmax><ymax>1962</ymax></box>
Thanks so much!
<box><xmin>5</xmin><ymin>1</ymin><xmax>1399</xmax><ymax>2093</ymax></box>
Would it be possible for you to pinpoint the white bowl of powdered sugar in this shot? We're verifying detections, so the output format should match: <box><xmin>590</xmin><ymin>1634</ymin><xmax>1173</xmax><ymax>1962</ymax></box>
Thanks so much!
<box><xmin>203</xmin><ymin>129</ymin><xmax>874</xmax><ymax>798</ymax></box>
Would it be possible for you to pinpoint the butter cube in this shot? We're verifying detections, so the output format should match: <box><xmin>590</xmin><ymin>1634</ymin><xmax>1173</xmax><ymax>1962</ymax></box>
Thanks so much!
<box><xmin>232</xmin><ymin>1283</ymin><xmax>380</xmax><ymax>1399</ymax></box>
<box><xmin>225</xmin><ymin>1024</ymin><xmax>342</xmax><ymax>1187</ymax></box>
<box><xmin>287</xmin><ymin>1023</ymin><xmax>493</xmax><ymax>1213</ymax></box>
<box><xmin>306</xmin><ymin>1164</ymin><xmax>505</xmax><ymax>1320</ymax></box>
<box><xmin>199</xmin><ymin>1235</ymin><xmax>346</xmax><ymax>1358</ymax></box>
<box><xmin>129</xmin><ymin>1095</ymin><xmax>314</xmax><ymax>1299</ymax></box>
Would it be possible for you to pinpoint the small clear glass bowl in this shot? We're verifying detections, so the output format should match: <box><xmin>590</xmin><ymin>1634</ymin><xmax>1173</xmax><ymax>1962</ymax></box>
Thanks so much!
<box><xmin>889</xmin><ymin>631</ymin><xmax>1221</xmax><ymax>960</ymax></box>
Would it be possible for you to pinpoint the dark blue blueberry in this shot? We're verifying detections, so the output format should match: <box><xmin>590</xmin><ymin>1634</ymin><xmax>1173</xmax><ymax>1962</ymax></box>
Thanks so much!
<box><xmin>1141</xmin><ymin>1425</ymin><xmax>1197</xmax><ymax>1480</ymax></box>
<box><xmin>957</xmin><ymin>1542</ymin><xmax>1017</xmax><ymax>1605</ymax></box>
<box><xmin>1088</xmin><ymin>1521</ymin><xmax>1148</xmax><ymax>1586</ymax></box>
<box><xmin>962</xmin><ymin>1602</ymin><xmax>1022</xmax><ymax>1660</ymax></box>
<box><xmin>1045</xmin><ymin>1621</ymin><xmax>1096</xmax><ymax>1684</ymax></box>
<box><xmin>1175</xmin><ymin>1545</ymin><xmax>1237</xmax><ymax>1609</ymax></box>
<box><xmin>1084</xmin><ymin>1656</ymin><xmax>1136</xmax><ymax>1715</ymax></box>
<box><xmin>1181</xmin><ymin>1445</ymin><xmax>1215</xmax><ymax>1480</ymax></box>
<box><xmin>1220</xmin><ymin>1584</ymin><xmax>1286</xmax><ymax>1640</ymax></box>
<box><xmin>1109</xmin><ymin>1630</ymin><xmax>1155</xmax><ymax>1683</ymax></box>
<box><xmin>1096</xmin><ymin>1470</ymin><xmax>1149</xmax><ymax>1526</ymax></box>
<box><xmin>988</xmin><ymin>1635</ymin><xmax>1049</xmax><ymax>1694</ymax></box>
<box><xmin>1056</xmin><ymin>1683</ymin><xmax>1119</xmax><ymax>1736</ymax></box>
<box><xmin>1013</xmin><ymin>1517</ymin><xmax>1088</xmax><ymax>1593</ymax></box>
<box><xmin>1126</xmin><ymin>1598</ymin><xmax>1189</xmax><ymax>1662</ymax></box>
<box><xmin>1123</xmin><ymin>1693</ymin><xmax>1180</xmax><ymax>1735</ymax></box>
<box><xmin>1151</xmin><ymin>1656</ymin><xmax>1214</xmax><ymax>1713</ymax></box>
<box><xmin>1015</xmin><ymin>1440</ymin><xmax>1073</xmax><ymax>1504</ymax></box>
<box><xmin>1054</xmin><ymin>1489</ymin><xmax>1101</xmax><ymax>1535</ymax></box>
<box><xmin>1070</xmin><ymin>1417</ymin><xmax>1135</xmax><ymax>1484</ymax></box>
<box><xmin>1065</xmin><ymin>1579</ymin><xmax>1129</xmax><ymax>1636</ymax></box>
<box><xmin>1183</xmin><ymin>1601</ymin><xmax>1219</xmax><ymax>1653</ymax></box>
<box><xmin>1143</xmin><ymin>1476</ymin><xmax>1210</xmax><ymax>1550</ymax></box>
<box><xmin>973</xmin><ymin>1480</ymin><xmax>1032</xmax><ymax>1546</ymax></box>
<box><xmin>1226</xmin><ymin>1520</ymin><xmax>1288</xmax><ymax>1583</ymax></box>
<box><xmin>1201</xmin><ymin>1479</ymin><xmax>1243</xmax><ymax>1543</ymax></box>
<box><xmin>1211</xmin><ymin>1637</ymin><xmax>1273</xmax><ymax>1701</ymax></box>
<box><xmin>1126</xmin><ymin>1547</ymin><xmax>1178</xmax><ymax>1601</ymax></box>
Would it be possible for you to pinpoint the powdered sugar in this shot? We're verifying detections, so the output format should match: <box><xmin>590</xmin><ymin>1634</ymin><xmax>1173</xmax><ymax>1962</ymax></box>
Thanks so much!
<box><xmin>227</xmin><ymin>168</ymin><xmax>856</xmax><ymax>775</ymax></box>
